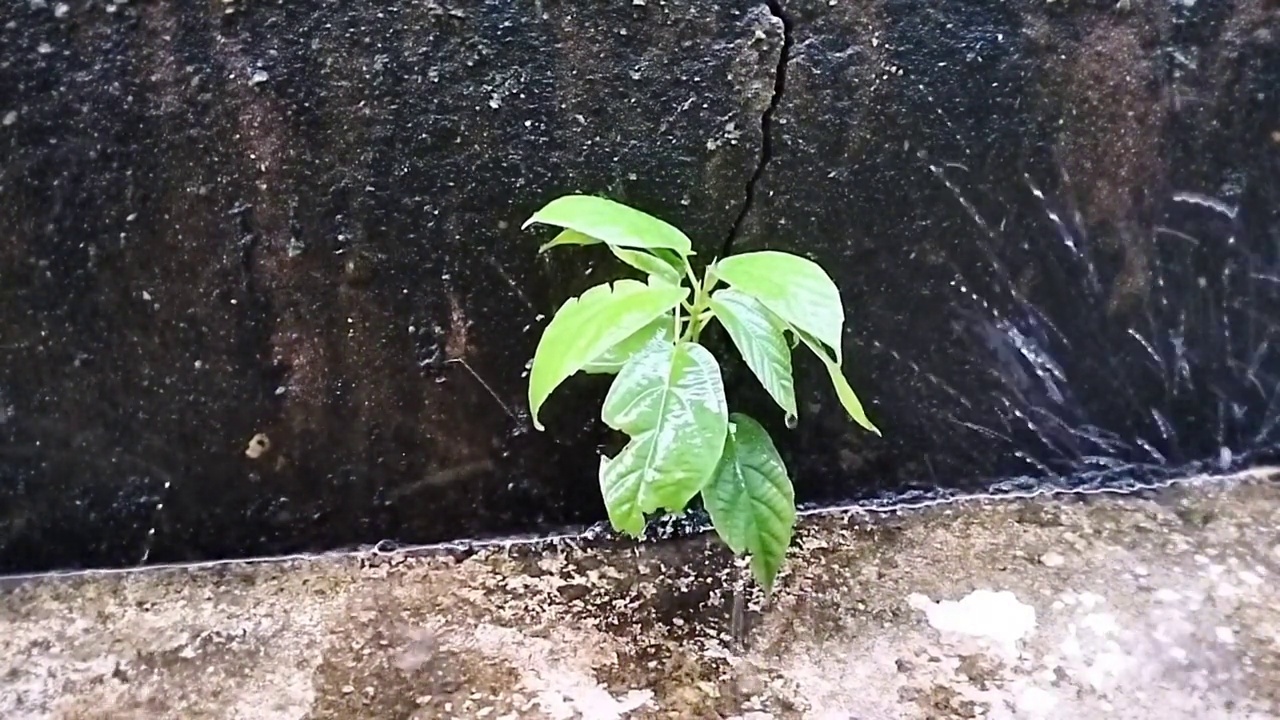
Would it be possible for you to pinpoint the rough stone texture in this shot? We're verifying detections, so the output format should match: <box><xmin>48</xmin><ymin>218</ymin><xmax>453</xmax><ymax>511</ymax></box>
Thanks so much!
<box><xmin>731</xmin><ymin>0</ymin><xmax>1280</xmax><ymax>504</ymax></box>
<box><xmin>3</xmin><ymin>469</ymin><xmax>1279</xmax><ymax>719</ymax></box>
<box><xmin>2</xmin><ymin>0</ymin><xmax>1280</xmax><ymax>574</ymax></box>
<box><xmin>0</xmin><ymin>0</ymin><xmax>782</xmax><ymax>572</ymax></box>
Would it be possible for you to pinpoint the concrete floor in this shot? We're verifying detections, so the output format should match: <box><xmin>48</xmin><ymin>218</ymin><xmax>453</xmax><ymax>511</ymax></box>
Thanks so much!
<box><xmin>2</xmin><ymin>468</ymin><xmax>1279</xmax><ymax>719</ymax></box>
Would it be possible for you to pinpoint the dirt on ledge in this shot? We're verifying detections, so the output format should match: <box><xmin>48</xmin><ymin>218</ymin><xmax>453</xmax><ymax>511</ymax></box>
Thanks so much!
<box><xmin>3</xmin><ymin>468</ymin><xmax>1279</xmax><ymax>719</ymax></box>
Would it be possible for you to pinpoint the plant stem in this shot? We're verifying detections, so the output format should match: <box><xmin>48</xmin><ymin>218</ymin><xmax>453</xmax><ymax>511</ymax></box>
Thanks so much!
<box><xmin>689</xmin><ymin>278</ymin><xmax>718</xmax><ymax>343</ymax></box>
<box><xmin>680</xmin><ymin>271</ymin><xmax>702</xmax><ymax>343</ymax></box>
<box><xmin>684</xmin><ymin>262</ymin><xmax>701</xmax><ymax>290</ymax></box>
<box><xmin>688</xmin><ymin>293</ymin><xmax>709</xmax><ymax>342</ymax></box>
<box><xmin>679</xmin><ymin>263</ymin><xmax>720</xmax><ymax>343</ymax></box>
<box><xmin>730</xmin><ymin>579</ymin><xmax>746</xmax><ymax>648</ymax></box>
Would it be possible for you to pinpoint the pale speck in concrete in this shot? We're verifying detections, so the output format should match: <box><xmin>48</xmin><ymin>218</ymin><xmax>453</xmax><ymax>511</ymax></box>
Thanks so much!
<box><xmin>1216</xmin><ymin>626</ymin><xmax>1236</xmax><ymax>644</ymax></box>
<box><xmin>1014</xmin><ymin>683</ymin><xmax>1058</xmax><ymax>717</ymax></box>
<box><xmin>1081</xmin><ymin>612</ymin><xmax>1120</xmax><ymax>637</ymax></box>
<box><xmin>1083</xmin><ymin>650</ymin><xmax>1133</xmax><ymax>692</ymax></box>
<box><xmin>909</xmin><ymin>588</ymin><xmax>1037</xmax><ymax>657</ymax></box>
<box><xmin>1075</xmin><ymin>591</ymin><xmax>1105</xmax><ymax>609</ymax></box>
<box><xmin>1039</xmin><ymin>551</ymin><xmax>1065</xmax><ymax>567</ymax></box>
<box><xmin>1</xmin><ymin>111</ymin><xmax>15</xmax><ymax>126</ymax></box>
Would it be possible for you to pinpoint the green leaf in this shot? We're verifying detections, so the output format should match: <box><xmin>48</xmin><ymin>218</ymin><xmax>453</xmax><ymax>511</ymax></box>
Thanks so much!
<box><xmin>598</xmin><ymin>342</ymin><xmax>729</xmax><ymax>536</ymax></box>
<box><xmin>582</xmin><ymin>313</ymin><xmax>675</xmax><ymax>374</ymax></box>
<box><xmin>649</xmin><ymin>247</ymin><xmax>686</xmax><ymax>269</ymax></box>
<box><xmin>535</xmin><ymin>223</ymin><xmax>687</xmax><ymax>285</ymax></box>
<box><xmin>537</xmin><ymin>228</ymin><xmax>600</xmax><ymax>253</ymax></box>
<box><xmin>529</xmin><ymin>279</ymin><xmax>688</xmax><ymax>430</ymax></box>
<box><xmin>822</xmin><ymin>358</ymin><xmax>880</xmax><ymax>435</ymax></box>
<box><xmin>713</xmin><ymin>250</ymin><xmax>844</xmax><ymax>363</ymax></box>
<box><xmin>610</xmin><ymin>246</ymin><xmax>683</xmax><ymax>286</ymax></box>
<box><xmin>793</xmin><ymin>328</ymin><xmax>881</xmax><ymax>436</ymax></box>
<box><xmin>524</xmin><ymin>195</ymin><xmax>693</xmax><ymax>256</ymax></box>
<box><xmin>708</xmin><ymin>288</ymin><xmax>797</xmax><ymax>424</ymax></box>
<box><xmin>701</xmin><ymin>413</ymin><xmax>795</xmax><ymax>593</ymax></box>
<box><xmin>538</xmin><ymin>231</ymin><xmax>688</xmax><ymax>285</ymax></box>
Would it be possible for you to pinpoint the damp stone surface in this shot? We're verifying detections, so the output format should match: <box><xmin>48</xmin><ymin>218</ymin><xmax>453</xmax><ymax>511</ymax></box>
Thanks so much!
<box><xmin>3</xmin><ymin>469</ymin><xmax>1278</xmax><ymax>719</ymax></box>
<box><xmin>2</xmin><ymin>0</ymin><xmax>1278</xmax><ymax>573</ymax></box>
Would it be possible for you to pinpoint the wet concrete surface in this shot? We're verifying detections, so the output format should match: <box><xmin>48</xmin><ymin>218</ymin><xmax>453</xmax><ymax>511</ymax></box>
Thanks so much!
<box><xmin>3</xmin><ymin>468</ymin><xmax>1279</xmax><ymax>719</ymax></box>
<box><xmin>4</xmin><ymin>0</ymin><xmax>1279</xmax><ymax>574</ymax></box>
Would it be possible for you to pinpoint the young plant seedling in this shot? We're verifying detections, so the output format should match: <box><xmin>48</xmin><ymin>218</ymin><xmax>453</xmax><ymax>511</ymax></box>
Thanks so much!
<box><xmin>523</xmin><ymin>194</ymin><xmax>880</xmax><ymax>592</ymax></box>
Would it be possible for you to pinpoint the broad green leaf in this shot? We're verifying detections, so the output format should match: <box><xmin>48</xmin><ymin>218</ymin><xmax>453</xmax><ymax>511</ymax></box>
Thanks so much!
<box><xmin>793</xmin><ymin>328</ymin><xmax>881</xmax><ymax>436</ymax></box>
<box><xmin>649</xmin><ymin>247</ymin><xmax>687</xmax><ymax>270</ymax></box>
<box><xmin>538</xmin><ymin>228</ymin><xmax>599</xmax><ymax>253</ymax></box>
<box><xmin>701</xmin><ymin>413</ymin><xmax>795</xmax><ymax>593</ymax></box>
<box><xmin>582</xmin><ymin>313</ymin><xmax>675</xmax><ymax>374</ymax></box>
<box><xmin>821</xmin><ymin>356</ymin><xmax>879</xmax><ymax>435</ymax></box>
<box><xmin>610</xmin><ymin>246</ymin><xmax>683</xmax><ymax>286</ymax></box>
<box><xmin>538</xmin><ymin>230</ymin><xmax>688</xmax><ymax>285</ymax></box>
<box><xmin>599</xmin><ymin>342</ymin><xmax>729</xmax><ymax>536</ymax></box>
<box><xmin>708</xmin><ymin>288</ymin><xmax>797</xmax><ymax>424</ymax></box>
<box><xmin>524</xmin><ymin>195</ymin><xmax>693</xmax><ymax>256</ymax></box>
<box><xmin>714</xmin><ymin>250</ymin><xmax>844</xmax><ymax>363</ymax></box>
<box><xmin>529</xmin><ymin>279</ymin><xmax>688</xmax><ymax>430</ymax></box>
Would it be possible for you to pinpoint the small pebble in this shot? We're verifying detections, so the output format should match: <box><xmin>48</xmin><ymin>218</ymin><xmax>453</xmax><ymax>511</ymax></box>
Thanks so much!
<box><xmin>1040</xmin><ymin>551</ymin><xmax>1065</xmax><ymax>568</ymax></box>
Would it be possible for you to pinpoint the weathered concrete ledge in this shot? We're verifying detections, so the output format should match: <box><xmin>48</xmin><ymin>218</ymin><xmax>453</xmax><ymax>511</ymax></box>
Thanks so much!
<box><xmin>3</xmin><ymin>469</ymin><xmax>1278</xmax><ymax>719</ymax></box>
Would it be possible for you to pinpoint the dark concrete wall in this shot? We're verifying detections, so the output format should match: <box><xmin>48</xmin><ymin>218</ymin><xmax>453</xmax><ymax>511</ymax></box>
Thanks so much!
<box><xmin>1</xmin><ymin>0</ymin><xmax>1276</xmax><ymax>573</ymax></box>
<box><xmin>733</xmin><ymin>0</ymin><xmax>1280</xmax><ymax>501</ymax></box>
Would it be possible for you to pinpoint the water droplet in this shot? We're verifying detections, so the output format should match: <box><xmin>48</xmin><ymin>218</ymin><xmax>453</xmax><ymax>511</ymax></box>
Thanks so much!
<box><xmin>785</xmin><ymin>413</ymin><xmax>798</xmax><ymax>429</ymax></box>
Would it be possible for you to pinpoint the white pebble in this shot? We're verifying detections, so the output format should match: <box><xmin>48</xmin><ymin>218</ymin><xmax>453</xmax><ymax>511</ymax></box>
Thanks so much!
<box><xmin>1040</xmin><ymin>552</ymin><xmax>1065</xmax><ymax>568</ymax></box>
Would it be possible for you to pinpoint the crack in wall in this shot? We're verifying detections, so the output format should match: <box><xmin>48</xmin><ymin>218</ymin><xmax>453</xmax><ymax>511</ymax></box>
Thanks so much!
<box><xmin>720</xmin><ymin>0</ymin><xmax>793</xmax><ymax>259</ymax></box>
